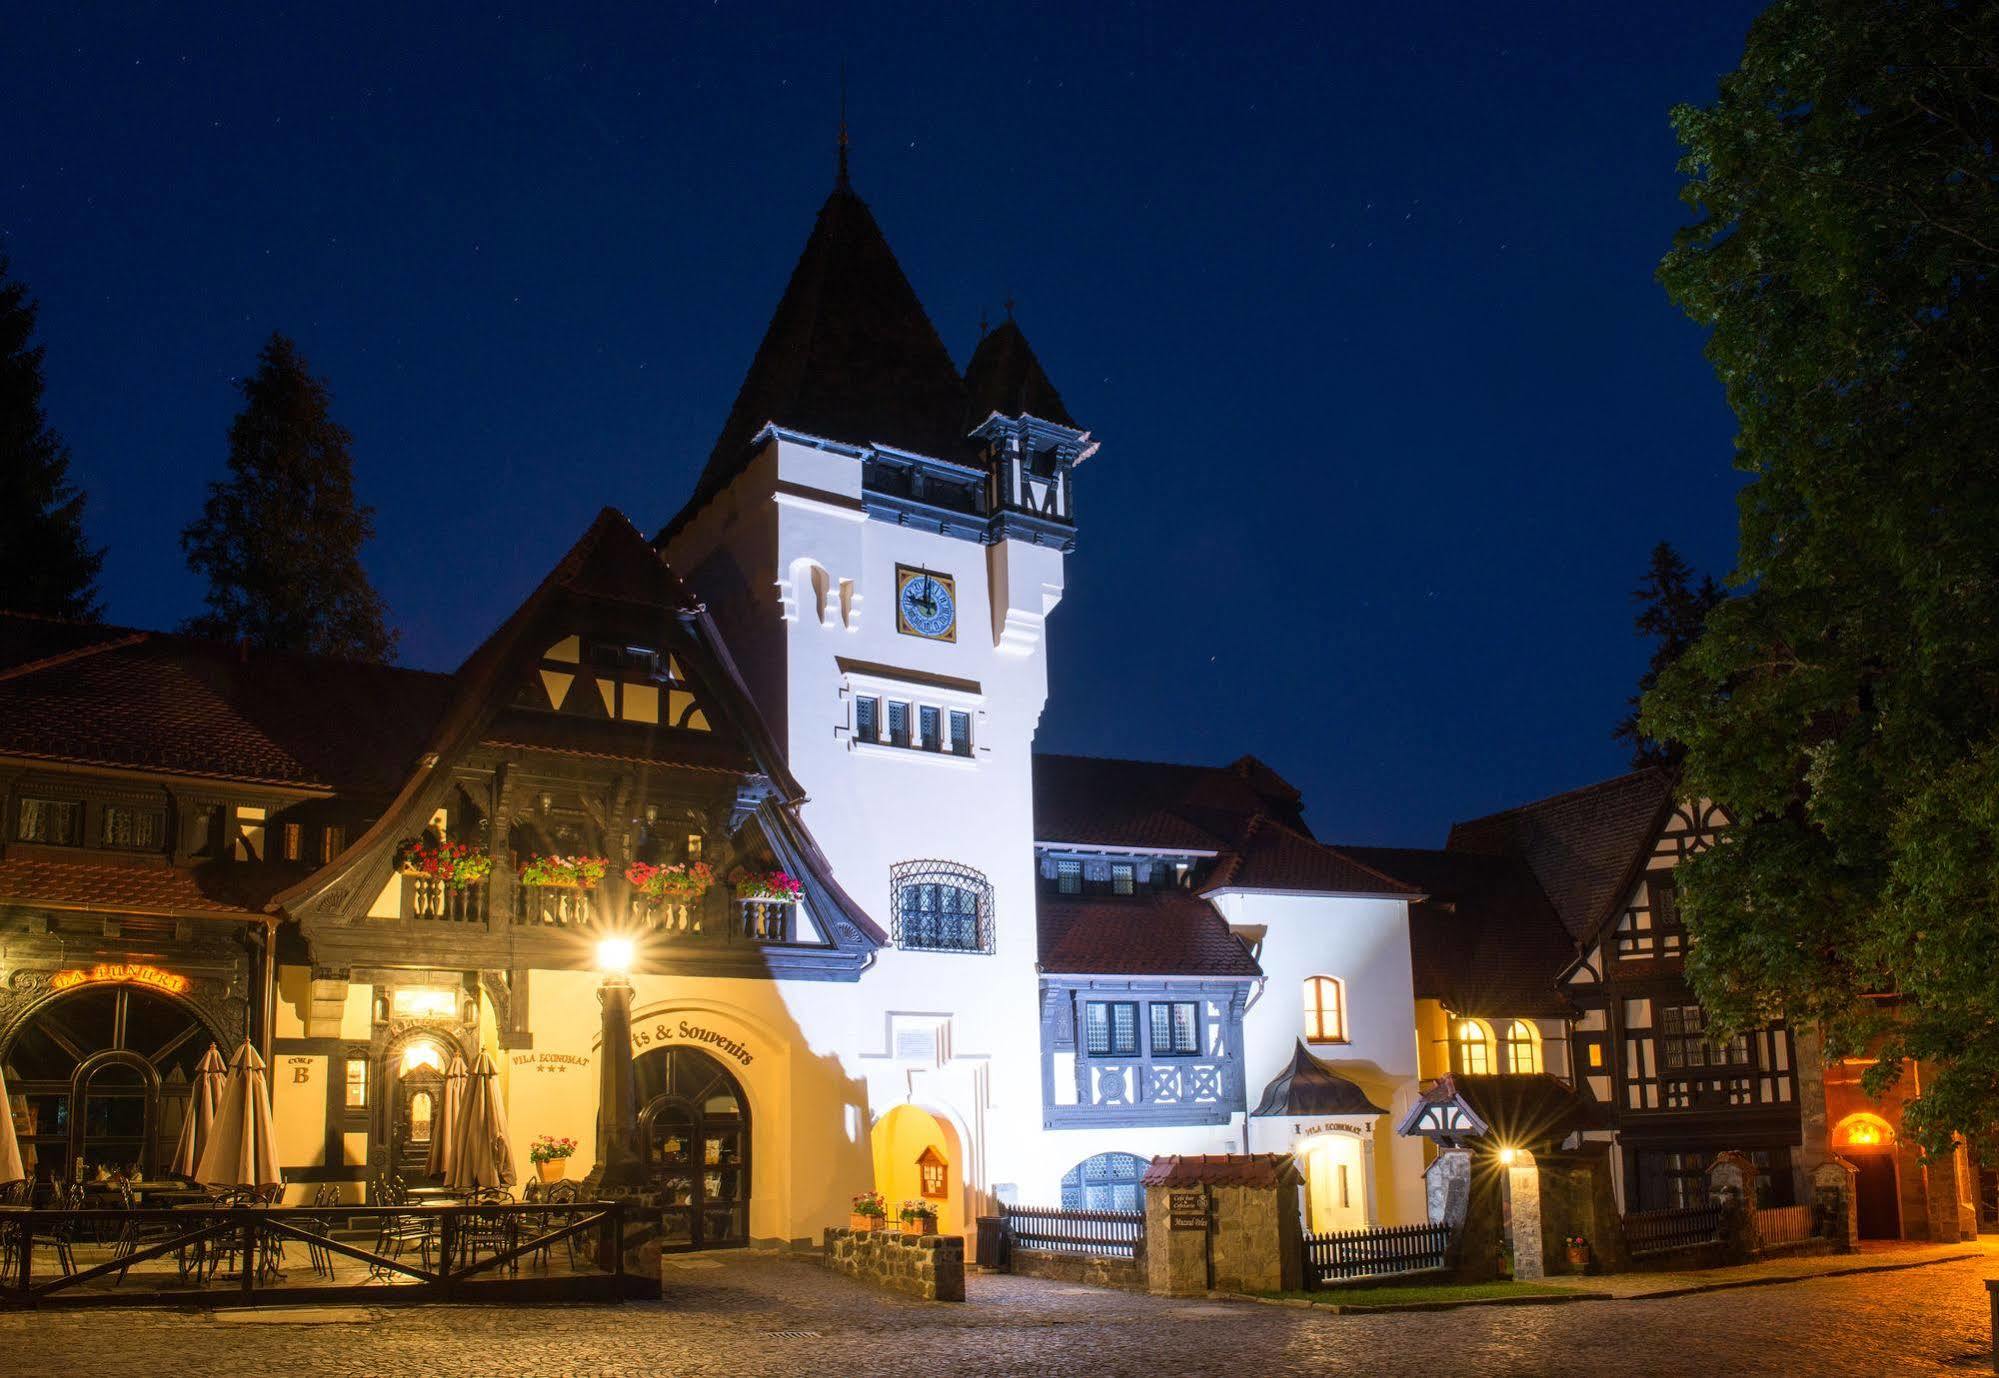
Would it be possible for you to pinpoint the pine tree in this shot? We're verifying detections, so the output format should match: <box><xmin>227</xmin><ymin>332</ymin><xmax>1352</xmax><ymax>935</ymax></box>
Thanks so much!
<box><xmin>1614</xmin><ymin>541</ymin><xmax>1722</xmax><ymax>769</ymax></box>
<box><xmin>182</xmin><ymin>333</ymin><xmax>396</xmax><ymax>661</ymax></box>
<box><xmin>0</xmin><ymin>257</ymin><xmax>103</xmax><ymax>621</ymax></box>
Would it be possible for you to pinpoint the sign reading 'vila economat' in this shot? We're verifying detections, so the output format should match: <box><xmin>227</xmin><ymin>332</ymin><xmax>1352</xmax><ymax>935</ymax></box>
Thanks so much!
<box><xmin>49</xmin><ymin>963</ymin><xmax>190</xmax><ymax>996</ymax></box>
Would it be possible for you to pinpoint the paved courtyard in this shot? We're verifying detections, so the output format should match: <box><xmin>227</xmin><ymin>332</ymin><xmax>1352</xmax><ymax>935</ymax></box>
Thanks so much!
<box><xmin>1</xmin><ymin>1243</ymin><xmax>1992</xmax><ymax>1377</ymax></box>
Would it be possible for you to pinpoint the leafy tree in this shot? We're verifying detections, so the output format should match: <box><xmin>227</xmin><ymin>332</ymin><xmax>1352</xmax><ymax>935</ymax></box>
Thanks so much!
<box><xmin>1642</xmin><ymin>1</ymin><xmax>1999</xmax><ymax>1157</ymax></box>
<box><xmin>1615</xmin><ymin>541</ymin><xmax>1724</xmax><ymax>768</ymax></box>
<box><xmin>182</xmin><ymin>333</ymin><xmax>396</xmax><ymax>661</ymax></box>
<box><xmin>0</xmin><ymin>258</ymin><xmax>103</xmax><ymax>620</ymax></box>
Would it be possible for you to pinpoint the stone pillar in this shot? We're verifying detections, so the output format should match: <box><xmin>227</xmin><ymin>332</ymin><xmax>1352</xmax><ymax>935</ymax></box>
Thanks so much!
<box><xmin>304</xmin><ymin>971</ymin><xmax>350</xmax><ymax>1039</ymax></box>
<box><xmin>1143</xmin><ymin>1182</ymin><xmax>1213</xmax><ymax>1297</ymax></box>
<box><xmin>1141</xmin><ymin>1155</ymin><xmax>1302</xmax><ymax>1297</ymax></box>
<box><xmin>1811</xmin><ymin>1157</ymin><xmax>1859</xmax><ymax>1253</ymax></box>
<box><xmin>1532</xmin><ymin>1147</ymin><xmax>1629</xmax><ymax>1275</ymax></box>
<box><xmin>1708</xmin><ymin>1151</ymin><xmax>1762</xmax><ymax>1262</ymax></box>
<box><xmin>1426</xmin><ymin>1147</ymin><xmax>1472</xmax><ymax>1229</ymax></box>
<box><xmin>1925</xmin><ymin>1141</ymin><xmax>1970</xmax><ymax>1244</ymax></box>
<box><xmin>1505</xmin><ymin>1151</ymin><xmax>1544</xmax><ymax>1280</ymax></box>
<box><xmin>1792</xmin><ymin>1023</ymin><xmax>1832</xmax><ymax>1207</ymax></box>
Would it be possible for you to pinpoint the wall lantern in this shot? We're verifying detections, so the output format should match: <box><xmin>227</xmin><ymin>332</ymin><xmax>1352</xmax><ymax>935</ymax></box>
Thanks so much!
<box><xmin>917</xmin><ymin>1145</ymin><xmax>948</xmax><ymax>1200</ymax></box>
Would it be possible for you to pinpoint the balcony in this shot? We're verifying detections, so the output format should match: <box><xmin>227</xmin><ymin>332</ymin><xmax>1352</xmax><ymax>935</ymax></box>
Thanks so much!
<box><xmin>513</xmin><ymin>884</ymin><xmax>809</xmax><ymax>947</ymax></box>
<box><xmin>400</xmin><ymin>873</ymin><xmax>488</xmax><ymax>924</ymax></box>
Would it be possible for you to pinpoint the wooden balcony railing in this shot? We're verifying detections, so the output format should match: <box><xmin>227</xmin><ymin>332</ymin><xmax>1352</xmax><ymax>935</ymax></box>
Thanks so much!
<box><xmin>400</xmin><ymin>874</ymin><xmax>488</xmax><ymax>924</ymax></box>
<box><xmin>513</xmin><ymin>885</ymin><xmax>806</xmax><ymax>947</ymax></box>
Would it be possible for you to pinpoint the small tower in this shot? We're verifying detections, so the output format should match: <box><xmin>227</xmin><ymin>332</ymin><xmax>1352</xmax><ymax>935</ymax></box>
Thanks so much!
<box><xmin>964</xmin><ymin>318</ymin><xmax>1096</xmax><ymax>541</ymax></box>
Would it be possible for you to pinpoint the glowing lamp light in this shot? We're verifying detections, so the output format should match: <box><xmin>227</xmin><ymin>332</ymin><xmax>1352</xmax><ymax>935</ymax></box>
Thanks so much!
<box><xmin>596</xmin><ymin>936</ymin><xmax>635</xmax><ymax>976</ymax></box>
<box><xmin>1497</xmin><ymin>1146</ymin><xmax>1517</xmax><ymax>1167</ymax></box>
<box><xmin>1846</xmin><ymin>1122</ymin><xmax>1881</xmax><ymax>1147</ymax></box>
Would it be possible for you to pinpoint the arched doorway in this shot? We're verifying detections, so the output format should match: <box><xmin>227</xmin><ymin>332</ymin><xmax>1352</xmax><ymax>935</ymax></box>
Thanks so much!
<box><xmin>0</xmin><ymin>984</ymin><xmax>219</xmax><ymax>1190</ymax></box>
<box><xmin>1299</xmin><ymin>1131</ymin><xmax>1370</xmax><ymax>1233</ymax></box>
<box><xmin>387</xmin><ymin>1033</ymin><xmax>456</xmax><ymax>1179</ymax></box>
<box><xmin>872</xmin><ymin>1105</ymin><xmax>966</xmax><ymax>1236</ymax></box>
<box><xmin>1835</xmin><ymin>1113</ymin><xmax>1903</xmax><ymax>1239</ymax></box>
<box><xmin>636</xmin><ymin>1047</ymin><xmax>749</xmax><ymax>1251</ymax></box>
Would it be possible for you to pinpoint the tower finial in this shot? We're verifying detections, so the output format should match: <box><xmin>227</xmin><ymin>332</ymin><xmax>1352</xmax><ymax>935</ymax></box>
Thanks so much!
<box><xmin>836</xmin><ymin>64</ymin><xmax>851</xmax><ymax>191</ymax></box>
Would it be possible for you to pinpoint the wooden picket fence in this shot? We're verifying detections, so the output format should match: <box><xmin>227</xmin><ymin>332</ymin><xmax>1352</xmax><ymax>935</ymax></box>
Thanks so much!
<box><xmin>1301</xmin><ymin>1221</ymin><xmax>1452</xmax><ymax>1284</ymax></box>
<box><xmin>1756</xmin><ymin>1204</ymin><xmax>1812</xmax><ymax>1248</ymax></box>
<box><xmin>1622</xmin><ymin>1203</ymin><xmax>1723</xmax><ymax>1257</ymax></box>
<box><xmin>1000</xmin><ymin>1205</ymin><xmax>1145</xmax><ymax>1261</ymax></box>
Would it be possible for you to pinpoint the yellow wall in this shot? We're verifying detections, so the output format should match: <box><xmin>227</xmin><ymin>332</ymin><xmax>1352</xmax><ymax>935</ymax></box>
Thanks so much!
<box><xmin>1415</xmin><ymin>998</ymin><xmax>1452</xmax><ymax>1080</ymax></box>
<box><xmin>870</xmin><ymin>1104</ymin><xmax>965</xmax><ymax>1237</ymax></box>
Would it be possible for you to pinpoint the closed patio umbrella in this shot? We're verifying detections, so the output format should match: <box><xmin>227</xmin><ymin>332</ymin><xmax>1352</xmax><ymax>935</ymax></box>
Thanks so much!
<box><xmin>425</xmin><ymin>1054</ymin><xmax>468</xmax><ymax>1179</ymax></box>
<box><xmin>0</xmin><ymin>1064</ymin><xmax>25</xmax><ymax>1187</ymax></box>
<box><xmin>196</xmin><ymin>1041</ymin><xmax>281</xmax><ymax>1192</ymax></box>
<box><xmin>445</xmin><ymin>1051</ymin><xmax>513</xmax><ymax>1191</ymax></box>
<box><xmin>171</xmin><ymin>1045</ymin><xmax>228</xmax><ymax>1179</ymax></box>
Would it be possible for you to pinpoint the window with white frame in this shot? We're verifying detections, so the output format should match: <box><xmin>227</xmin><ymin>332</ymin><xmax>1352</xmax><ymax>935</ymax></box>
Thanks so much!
<box><xmin>1455</xmin><ymin>1018</ymin><xmax>1496</xmax><ymax>1075</ymax></box>
<box><xmin>1304</xmin><ymin>976</ymin><xmax>1347</xmax><ymax>1043</ymax></box>
<box><xmin>1502</xmin><ymin>1019</ymin><xmax>1542</xmax><ymax>1074</ymax></box>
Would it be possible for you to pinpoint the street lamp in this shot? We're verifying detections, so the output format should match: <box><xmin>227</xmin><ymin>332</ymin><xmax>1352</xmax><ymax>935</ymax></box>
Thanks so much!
<box><xmin>592</xmin><ymin>932</ymin><xmax>647</xmax><ymax>1191</ymax></box>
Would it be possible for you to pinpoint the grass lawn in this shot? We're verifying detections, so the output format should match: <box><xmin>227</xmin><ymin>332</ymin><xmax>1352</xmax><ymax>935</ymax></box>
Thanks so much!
<box><xmin>1256</xmin><ymin>1280</ymin><xmax>1584</xmax><ymax>1308</ymax></box>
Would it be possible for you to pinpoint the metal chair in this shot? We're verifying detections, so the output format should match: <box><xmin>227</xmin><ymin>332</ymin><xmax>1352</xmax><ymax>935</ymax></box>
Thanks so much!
<box><xmin>373</xmin><ymin>1176</ymin><xmax>436</xmax><ymax>1276</ymax></box>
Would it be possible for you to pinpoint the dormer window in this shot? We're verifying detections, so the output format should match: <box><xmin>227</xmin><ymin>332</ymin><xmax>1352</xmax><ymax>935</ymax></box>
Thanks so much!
<box><xmin>1111</xmin><ymin>863</ymin><xmax>1135</xmax><ymax>895</ymax></box>
<box><xmin>17</xmin><ymin>798</ymin><xmax>82</xmax><ymax>846</ymax></box>
<box><xmin>1056</xmin><ymin>860</ymin><xmax>1082</xmax><ymax>895</ymax></box>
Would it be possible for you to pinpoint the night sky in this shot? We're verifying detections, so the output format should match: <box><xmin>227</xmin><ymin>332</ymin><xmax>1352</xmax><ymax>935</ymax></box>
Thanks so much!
<box><xmin>4</xmin><ymin>3</ymin><xmax>1763</xmax><ymax>846</ymax></box>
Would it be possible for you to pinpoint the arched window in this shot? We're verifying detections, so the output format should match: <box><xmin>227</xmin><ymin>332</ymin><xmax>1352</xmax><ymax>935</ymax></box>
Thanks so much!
<box><xmin>1454</xmin><ymin>1019</ymin><xmax>1496</xmax><ymax>1076</ymax></box>
<box><xmin>1303</xmin><ymin>976</ymin><xmax>1347</xmax><ymax>1043</ymax></box>
<box><xmin>1061</xmin><ymin>1151</ymin><xmax>1146</xmax><ymax>1212</ymax></box>
<box><xmin>890</xmin><ymin>861</ymin><xmax>993</xmax><ymax>954</ymax></box>
<box><xmin>1502</xmin><ymin>1020</ymin><xmax>1542</xmax><ymax>1074</ymax></box>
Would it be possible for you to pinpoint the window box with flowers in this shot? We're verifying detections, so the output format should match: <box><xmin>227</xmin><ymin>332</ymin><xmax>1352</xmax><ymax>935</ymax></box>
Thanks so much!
<box><xmin>732</xmin><ymin>868</ymin><xmax>804</xmax><ymax>943</ymax></box>
<box><xmin>849</xmin><ymin>1190</ymin><xmax>887</xmax><ymax>1233</ymax></box>
<box><xmin>530</xmin><ymin>1134</ymin><xmax>578</xmax><ymax>1185</ymax></box>
<box><xmin>626</xmin><ymin>860</ymin><xmax>713</xmax><ymax>935</ymax></box>
<box><xmin>898</xmin><ymin>1199</ymin><xmax>938</xmax><ymax>1236</ymax></box>
<box><xmin>396</xmin><ymin>838</ymin><xmax>494</xmax><ymax>922</ymax></box>
<box><xmin>517</xmin><ymin>855</ymin><xmax>609</xmax><ymax>928</ymax></box>
<box><xmin>1563</xmin><ymin>1234</ymin><xmax>1591</xmax><ymax>1271</ymax></box>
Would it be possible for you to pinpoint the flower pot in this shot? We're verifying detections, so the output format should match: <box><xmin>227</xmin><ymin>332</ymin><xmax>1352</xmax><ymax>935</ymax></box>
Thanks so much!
<box><xmin>1565</xmin><ymin>1244</ymin><xmax>1590</xmax><ymax>1270</ymax></box>
<box><xmin>900</xmin><ymin>1217</ymin><xmax>937</xmax><ymax>1236</ymax></box>
<box><xmin>848</xmin><ymin>1214</ymin><xmax>880</xmax><ymax>1233</ymax></box>
<box><xmin>536</xmin><ymin>1160</ymin><xmax>567</xmax><ymax>1185</ymax></box>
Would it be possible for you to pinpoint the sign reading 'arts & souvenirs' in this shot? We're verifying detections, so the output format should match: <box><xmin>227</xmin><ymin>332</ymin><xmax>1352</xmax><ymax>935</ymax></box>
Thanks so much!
<box><xmin>631</xmin><ymin>1018</ymin><xmax>753</xmax><ymax>1068</ymax></box>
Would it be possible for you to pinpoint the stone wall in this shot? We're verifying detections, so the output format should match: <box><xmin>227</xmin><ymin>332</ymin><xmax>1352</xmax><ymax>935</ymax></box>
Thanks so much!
<box><xmin>1008</xmin><ymin>1248</ymin><xmax>1145</xmax><ymax>1292</ymax></box>
<box><xmin>821</xmin><ymin>1227</ymin><xmax>966</xmax><ymax>1302</ymax></box>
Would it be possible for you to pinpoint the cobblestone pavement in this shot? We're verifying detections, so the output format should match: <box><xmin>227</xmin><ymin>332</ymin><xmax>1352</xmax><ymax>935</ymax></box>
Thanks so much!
<box><xmin>1538</xmin><ymin>1239</ymin><xmax>1986</xmax><ymax>1299</ymax></box>
<box><xmin>1</xmin><ymin>1244</ymin><xmax>1992</xmax><ymax>1378</ymax></box>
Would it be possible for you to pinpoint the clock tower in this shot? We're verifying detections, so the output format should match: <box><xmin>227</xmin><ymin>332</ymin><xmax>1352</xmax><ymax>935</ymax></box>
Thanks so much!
<box><xmin>656</xmin><ymin>167</ymin><xmax>1092</xmax><ymax>1209</ymax></box>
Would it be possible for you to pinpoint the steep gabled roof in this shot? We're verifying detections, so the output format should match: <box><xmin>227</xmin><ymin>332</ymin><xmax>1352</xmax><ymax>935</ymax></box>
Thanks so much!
<box><xmin>1340</xmin><ymin>845</ymin><xmax>1575</xmax><ymax>1018</ymax></box>
<box><xmin>694</xmin><ymin>185</ymin><xmax>971</xmax><ymax>502</ymax></box>
<box><xmin>1032</xmin><ymin>752</ymin><xmax>1307</xmax><ymax>852</ymax></box>
<box><xmin>1445</xmin><ymin>769</ymin><xmax>1676</xmax><ymax>943</ymax></box>
<box><xmin>0</xmin><ymin>612</ymin><xmax>451</xmax><ymax>793</ymax></box>
<box><xmin>963</xmin><ymin>319</ymin><xmax>1075</xmax><ymax>430</ymax></box>
<box><xmin>1037</xmin><ymin>888</ymin><xmax>1261</xmax><ymax>978</ymax></box>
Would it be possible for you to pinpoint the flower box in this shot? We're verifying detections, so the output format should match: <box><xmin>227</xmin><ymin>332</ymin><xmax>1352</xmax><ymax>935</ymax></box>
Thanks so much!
<box><xmin>848</xmin><ymin>1214</ymin><xmax>880</xmax><ymax>1233</ymax></box>
<box><xmin>537</xmin><ymin>1160</ymin><xmax>566</xmax><ymax>1186</ymax></box>
<box><xmin>730</xmin><ymin>867</ymin><xmax>804</xmax><ymax>902</ymax></box>
<box><xmin>627</xmin><ymin>860</ymin><xmax>715</xmax><ymax>902</ymax></box>
<box><xmin>394</xmin><ymin>837</ymin><xmax>493</xmax><ymax>888</ymax></box>
<box><xmin>518</xmin><ymin>855</ymin><xmax>609</xmax><ymax>890</ymax></box>
<box><xmin>900</xmin><ymin>1216</ymin><xmax>938</xmax><ymax>1237</ymax></box>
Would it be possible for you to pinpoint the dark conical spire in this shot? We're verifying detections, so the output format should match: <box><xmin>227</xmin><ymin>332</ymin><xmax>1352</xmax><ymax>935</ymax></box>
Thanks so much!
<box><xmin>963</xmin><ymin>316</ymin><xmax>1076</xmax><ymax>430</ymax></box>
<box><xmin>836</xmin><ymin>65</ymin><xmax>851</xmax><ymax>191</ymax></box>
<box><xmin>693</xmin><ymin>184</ymin><xmax>970</xmax><ymax>496</ymax></box>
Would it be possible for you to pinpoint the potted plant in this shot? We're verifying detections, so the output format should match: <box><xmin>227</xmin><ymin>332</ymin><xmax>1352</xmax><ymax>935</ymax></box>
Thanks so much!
<box><xmin>395</xmin><ymin>837</ymin><xmax>493</xmax><ymax>887</ymax></box>
<box><xmin>1564</xmin><ymin>1234</ymin><xmax>1591</xmax><ymax>1271</ymax></box>
<box><xmin>518</xmin><ymin>855</ymin><xmax>609</xmax><ymax>890</ymax></box>
<box><xmin>849</xmin><ymin>1190</ymin><xmax>887</xmax><ymax>1233</ymax></box>
<box><xmin>625</xmin><ymin>860</ymin><xmax>715</xmax><ymax>902</ymax></box>
<box><xmin>730</xmin><ymin>867</ymin><xmax>804</xmax><ymax>902</ymax></box>
<box><xmin>529</xmin><ymin>1134</ymin><xmax>577</xmax><ymax>1185</ymax></box>
<box><xmin>899</xmin><ymin>1199</ymin><xmax>938</xmax><ymax>1237</ymax></box>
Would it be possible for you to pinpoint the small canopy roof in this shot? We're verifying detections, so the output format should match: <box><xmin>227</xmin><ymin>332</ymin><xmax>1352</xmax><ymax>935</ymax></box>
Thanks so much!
<box><xmin>1397</xmin><ymin>1073</ymin><xmax>1592</xmax><ymax>1149</ymax></box>
<box><xmin>1251</xmin><ymin>1041</ymin><xmax>1388</xmax><ymax>1119</ymax></box>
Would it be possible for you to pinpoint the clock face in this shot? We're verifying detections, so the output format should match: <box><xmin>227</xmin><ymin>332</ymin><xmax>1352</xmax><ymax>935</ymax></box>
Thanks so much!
<box><xmin>896</xmin><ymin>567</ymin><xmax>957</xmax><ymax>641</ymax></box>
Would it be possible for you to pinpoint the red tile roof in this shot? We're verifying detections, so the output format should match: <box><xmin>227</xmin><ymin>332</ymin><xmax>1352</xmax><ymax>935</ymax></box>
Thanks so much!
<box><xmin>1037</xmin><ymin>889</ymin><xmax>1261</xmax><ymax>978</ymax></box>
<box><xmin>0</xmin><ymin>854</ymin><xmax>303</xmax><ymax>917</ymax></box>
<box><xmin>1446</xmin><ymin>769</ymin><xmax>1675</xmax><ymax>943</ymax></box>
<box><xmin>1140</xmin><ymin>1154</ymin><xmax>1300</xmax><ymax>1188</ymax></box>
<box><xmin>1339</xmin><ymin>846</ymin><xmax>1576</xmax><ymax>1018</ymax></box>
<box><xmin>0</xmin><ymin>613</ymin><xmax>453</xmax><ymax>792</ymax></box>
<box><xmin>1203</xmin><ymin>818</ymin><xmax>1419</xmax><ymax>897</ymax></box>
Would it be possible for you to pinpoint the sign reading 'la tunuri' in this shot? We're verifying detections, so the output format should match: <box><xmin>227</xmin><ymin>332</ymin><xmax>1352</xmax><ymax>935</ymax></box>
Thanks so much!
<box><xmin>49</xmin><ymin>964</ymin><xmax>190</xmax><ymax>996</ymax></box>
